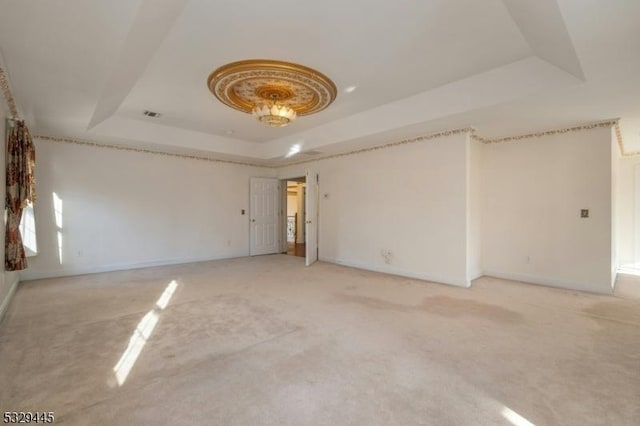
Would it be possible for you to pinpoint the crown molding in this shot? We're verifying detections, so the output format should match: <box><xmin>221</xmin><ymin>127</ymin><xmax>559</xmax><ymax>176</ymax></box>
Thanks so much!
<box><xmin>34</xmin><ymin>119</ymin><xmax>628</xmax><ymax>169</ymax></box>
<box><xmin>34</xmin><ymin>128</ymin><xmax>471</xmax><ymax>169</ymax></box>
<box><xmin>471</xmin><ymin>119</ymin><xmax>640</xmax><ymax>158</ymax></box>
<box><xmin>281</xmin><ymin>128</ymin><xmax>473</xmax><ymax>167</ymax></box>
<box><xmin>470</xmin><ymin>120</ymin><xmax>618</xmax><ymax>144</ymax></box>
<box><xmin>33</xmin><ymin>135</ymin><xmax>272</xmax><ymax>168</ymax></box>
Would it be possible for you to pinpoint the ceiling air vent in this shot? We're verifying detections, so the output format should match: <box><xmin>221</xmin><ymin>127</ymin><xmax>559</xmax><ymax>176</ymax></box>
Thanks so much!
<box><xmin>143</xmin><ymin>110</ymin><xmax>162</xmax><ymax>118</ymax></box>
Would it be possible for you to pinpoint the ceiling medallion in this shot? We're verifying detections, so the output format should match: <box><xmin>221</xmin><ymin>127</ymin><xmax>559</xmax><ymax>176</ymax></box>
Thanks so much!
<box><xmin>207</xmin><ymin>59</ymin><xmax>337</xmax><ymax>128</ymax></box>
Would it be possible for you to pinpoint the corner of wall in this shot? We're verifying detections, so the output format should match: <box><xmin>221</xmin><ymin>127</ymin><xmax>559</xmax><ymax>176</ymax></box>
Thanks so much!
<box><xmin>481</xmin><ymin>126</ymin><xmax>614</xmax><ymax>294</ymax></box>
<box><xmin>611</xmin><ymin>127</ymin><xmax>620</xmax><ymax>288</ymax></box>
<box><xmin>466</xmin><ymin>132</ymin><xmax>484</xmax><ymax>285</ymax></box>
<box><xmin>0</xmin><ymin>272</ymin><xmax>19</xmax><ymax>323</ymax></box>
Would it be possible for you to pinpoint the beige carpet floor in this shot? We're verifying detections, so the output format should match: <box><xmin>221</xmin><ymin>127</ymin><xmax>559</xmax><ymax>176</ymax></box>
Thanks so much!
<box><xmin>0</xmin><ymin>255</ymin><xmax>639</xmax><ymax>425</ymax></box>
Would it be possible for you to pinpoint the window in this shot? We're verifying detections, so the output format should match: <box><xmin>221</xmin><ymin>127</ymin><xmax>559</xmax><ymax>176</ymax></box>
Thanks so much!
<box><xmin>19</xmin><ymin>201</ymin><xmax>37</xmax><ymax>256</ymax></box>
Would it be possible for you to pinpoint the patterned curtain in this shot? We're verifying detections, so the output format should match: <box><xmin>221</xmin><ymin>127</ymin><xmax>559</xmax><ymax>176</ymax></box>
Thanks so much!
<box><xmin>5</xmin><ymin>120</ymin><xmax>36</xmax><ymax>271</ymax></box>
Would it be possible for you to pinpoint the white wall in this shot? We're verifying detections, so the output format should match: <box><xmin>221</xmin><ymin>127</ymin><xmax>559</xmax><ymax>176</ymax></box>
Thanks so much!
<box><xmin>617</xmin><ymin>155</ymin><xmax>640</xmax><ymax>268</ymax></box>
<box><xmin>482</xmin><ymin>127</ymin><xmax>614</xmax><ymax>294</ymax></box>
<box><xmin>20</xmin><ymin>125</ymin><xmax>624</xmax><ymax>294</ymax></box>
<box><xmin>22</xmin><ymin>140</ymin><xmax>274</xmax><ymax>280</ymax></box>
<box><xmin>286</xmin><ymin>194</ymin><xmax>297</xmax><ymax>216</ymax></box>
<box><xmin>467</xmin><ymin>137</ymin><xmax>483</xmax><ymax>281</ymax></box>
<box><xmin>0</xmin><ymin>115</ymin><xmax>20</xmax><ymax>321</ymax></box>
<box><xmin>279</xmin><ymin>133</ymin><xmax>471</xmax><ymax>287</ymax></box>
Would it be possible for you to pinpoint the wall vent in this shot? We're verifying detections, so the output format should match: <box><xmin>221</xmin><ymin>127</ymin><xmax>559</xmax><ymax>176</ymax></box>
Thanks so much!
<box><xmin>143</xmin><ymin>110</ymin><xmax>162</xmax><ymax>118</ymax></box>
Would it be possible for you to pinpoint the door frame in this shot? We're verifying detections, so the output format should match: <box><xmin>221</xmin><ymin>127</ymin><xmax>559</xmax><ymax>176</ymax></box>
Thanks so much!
<box><xmin>305</xmin><ymin>170</ymin><xmax>319</xmax><ymax>266</ymax></box>
<box><xmin>280</xmin><ymin>176</ymin><xmax>306</xmax><ymax>254</ymax></box>
<box><xmin>280</xmin><ymin>180</ymin><xmax>288</xmax><ymax>253</ymax></box>
<box><xmin>279</xmin><ymin>173</ymin><xmax>318</xmax><ymax>263</ymax></box>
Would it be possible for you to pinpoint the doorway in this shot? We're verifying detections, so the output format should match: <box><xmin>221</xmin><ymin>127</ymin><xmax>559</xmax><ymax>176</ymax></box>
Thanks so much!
<box><xmin>284</xmin><ymin>177</ymin><xmax>306</xmax><ymax>258</ymax></box>
<box><xmin>249</xmin><ymin>171</ymin><xmax>317</xmax><ymax>265</ymax></box>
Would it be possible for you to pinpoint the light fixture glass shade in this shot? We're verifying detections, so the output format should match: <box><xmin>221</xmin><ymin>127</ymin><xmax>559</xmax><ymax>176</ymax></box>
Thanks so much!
<box><xmin>251</xmin><ymin>103</ymin><xmax>297</xmax><ymax>127</ymax></box>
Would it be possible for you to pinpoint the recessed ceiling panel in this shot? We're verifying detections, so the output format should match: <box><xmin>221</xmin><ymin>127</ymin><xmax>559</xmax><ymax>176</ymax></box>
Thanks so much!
<box><xmin>119</xmin><ymin>0</ymin><xmax>531</xmax><ymax>142</ymax></box>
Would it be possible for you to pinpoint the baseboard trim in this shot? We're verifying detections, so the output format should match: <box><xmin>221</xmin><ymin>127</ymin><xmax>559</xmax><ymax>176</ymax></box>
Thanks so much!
<box><xmin>483</xmin><ymin>269</ymin><xmax>614</xmax><ymax>295</ymax></box>
<box><xmin>468</xmin><ymin>270</ymin><xmax>484</xmax><ymax>281</ymax></box>
<box><xmin>321</xmin><ymin>256</ymin><xmax>470</xmax><ymax>288</ymax></box>
<box><xmin>0</xmin><ymin>273</ymin><xmax>20</xmax><ymax>324</ymax></box>
<box><xmin>20</xmin><ymin>253</ymin><xmax>248</xmax><ymax>281</ymax></box>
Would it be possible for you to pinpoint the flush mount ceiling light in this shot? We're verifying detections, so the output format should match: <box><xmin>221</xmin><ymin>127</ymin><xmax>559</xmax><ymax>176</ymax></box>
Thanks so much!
<box><xmin>207</xmin><ymin>59</ymin><xmax>337</xmax><ymax>128</ymax></box>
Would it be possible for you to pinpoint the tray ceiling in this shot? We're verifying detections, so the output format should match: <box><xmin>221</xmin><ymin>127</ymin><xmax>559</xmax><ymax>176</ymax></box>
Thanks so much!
<box><xmin>0</xmin><ymin>0</ymin><xmax>639</xmax><ymax>163</ymax></box>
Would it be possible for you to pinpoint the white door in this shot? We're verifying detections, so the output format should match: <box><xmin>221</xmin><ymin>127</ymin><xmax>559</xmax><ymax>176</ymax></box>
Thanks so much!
<box><xmin>250</xmin><ymin>177</ymin><xmax>280</xmax><ymax>256</ymax></box>
<box><xmin>305</xmin><ymin>170</ymin><xmax>318</xmax><ymax>266</ymax></box>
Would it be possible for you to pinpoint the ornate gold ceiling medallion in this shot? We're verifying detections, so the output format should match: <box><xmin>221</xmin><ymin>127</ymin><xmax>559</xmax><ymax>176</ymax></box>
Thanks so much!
<box><xmin>207</xmin><ymin>59</ymin><xmax>337</xmax><ymax>127</ymax></box>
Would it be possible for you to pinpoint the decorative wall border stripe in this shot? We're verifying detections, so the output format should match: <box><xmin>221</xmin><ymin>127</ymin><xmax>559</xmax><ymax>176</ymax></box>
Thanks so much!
<box><xmin>286</xmin><ymin>120</ymin><xmax>620</xmax><ymax>168</ymax></box>
<box><xmin>614</xmin><ymin>121</ymin><xmax>625</xmax><ymax>155</ymax></box>
<box><xmin>0</xmin><ymin>64</ymin><xmax>19</xmax><ymax>119</ymax></box>
<box><xmin>614</xmin><ymin>121</ymin><xmax>640</xmax><ymax>157</ymax></box>
<box><xmin>34</xmin><ymin>135</ymin><xmax>272</xmax><ymax>168</ymax></box>
<box><xmin>470</xmin><ymin>120</ymin><xmax>618</xmax><ymax>144</ymax></box>
<box><xmin>281</xmin><ymin>127</ymin><xmax>473</xmax><ymax>167</ymax></box>
<box><xmin>33</xmin><ymin>119</ymin><xmax>629</xmax><ymax>169</ymax></box>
